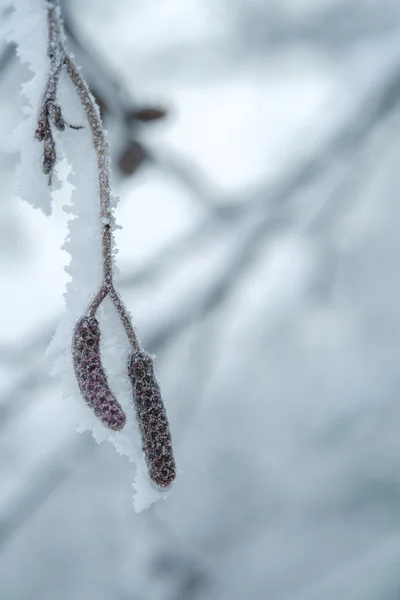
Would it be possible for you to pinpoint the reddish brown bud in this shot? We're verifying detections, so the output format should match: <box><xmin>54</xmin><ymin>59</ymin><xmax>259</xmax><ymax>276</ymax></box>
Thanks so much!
<box><xmin>129</xmin><ymin>106</ymin><xmax>167</xmax><ymax>123</ymax></box>
<box><xmin>35</xmin><ymin>116</ymin><xmax>49</xmax><ymax>142</ymax></box>
<box><xmin>72</xmin><ymin>316</ymin><xmax>126</xmax><ymax>431</ymax></box>
<box><xmin>117</xmin><ymin>141</ymin><xmax>147</xmax><ymax>176</ymax></box>
<box><xmin>128</xmin><ymin>351</ymin><xmax>176</xmax><ymax>488</ymax></box>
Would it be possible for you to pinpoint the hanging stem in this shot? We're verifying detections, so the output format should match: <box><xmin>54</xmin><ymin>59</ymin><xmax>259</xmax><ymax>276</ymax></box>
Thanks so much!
<box><xmin>40</xmin><ymin>0</ymin><xmax>139</xmax><ymax>352</ymax></box>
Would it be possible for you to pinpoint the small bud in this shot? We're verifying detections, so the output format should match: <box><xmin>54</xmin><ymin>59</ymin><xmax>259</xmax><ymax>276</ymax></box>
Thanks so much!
<box><xmin>72</xmin><ymin>316</ymin><xmax>126</xmax><ymax>431</ymax></box>
<box><xmin>128</xmin><ymin>106</ymin><xmax>167</xmax><ymax>123</ymax></box>
<box><xmin>128</xmin><ymin>351</ymin><xmax>176</xmax><ymax>488</ymax></box>
<box><xmin>35</xmin><ymin>117</ymin><xmax>49</xmax><ymax>142</ymax></box>
<box><xmin>117</xmin><ymin>141</ymin><xmax>147</xmax><ymax>176</ymax></box>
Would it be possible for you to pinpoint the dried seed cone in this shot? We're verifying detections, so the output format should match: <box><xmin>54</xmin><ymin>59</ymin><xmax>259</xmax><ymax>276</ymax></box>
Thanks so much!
<box><xmin>128</xmin><ymin>352</ymin><xmax>176</xmax><ymax>488</ymax></box>
<box><xmin>72</xmin><ymin>316</ymin><xmax>126</xmax><ymax>431</ymax></box>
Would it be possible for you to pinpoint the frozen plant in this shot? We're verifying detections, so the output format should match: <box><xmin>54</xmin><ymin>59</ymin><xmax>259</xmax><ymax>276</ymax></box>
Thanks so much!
<box><xmin>8</xmin><ymin>0</ymin><xmax>176</xmax><ymax>509</ymax></box>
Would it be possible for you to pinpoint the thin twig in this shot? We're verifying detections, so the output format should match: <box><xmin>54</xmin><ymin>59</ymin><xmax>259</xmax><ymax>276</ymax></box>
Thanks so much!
<box><xmin>40</xmin><ymin>0</ymin><xmax>140</xmax><ymax>346</ymax></box>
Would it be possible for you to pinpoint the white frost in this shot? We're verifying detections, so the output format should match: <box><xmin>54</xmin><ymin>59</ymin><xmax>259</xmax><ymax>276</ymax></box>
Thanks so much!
<box><xmin>7</xmin><ymin>0</ymin><xmax>54</xmax><ymax>214</ymax></box>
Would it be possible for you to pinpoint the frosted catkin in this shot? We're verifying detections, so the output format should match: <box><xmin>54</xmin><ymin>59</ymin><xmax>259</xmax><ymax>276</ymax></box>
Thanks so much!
<box><xmin>128</xmin><ymin>352</ymin><xmax>176</xmax><ymax>488</ymax></box>
<box><xmin>72</xmin><ymin>317</ymin><xmax>126</xmax><ymax>431</ymax></box>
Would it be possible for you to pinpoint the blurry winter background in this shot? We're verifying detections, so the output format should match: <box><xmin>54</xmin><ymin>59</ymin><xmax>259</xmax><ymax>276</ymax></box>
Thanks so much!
<box><xmin>1</xmin><ymin>0</ymin><xmax>400</xmax><ymax>598</ymax></box>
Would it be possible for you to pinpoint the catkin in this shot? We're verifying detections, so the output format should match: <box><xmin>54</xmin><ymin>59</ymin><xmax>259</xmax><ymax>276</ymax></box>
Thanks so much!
<box><xmin>72</xmin><ymin>316</ymin><xmax>126</xmax><ymax>431</ymax></box>
<box><xmin>128</xmin><ymin>351</ymin><xmax>176</xmax><ymax>488</ymax></box>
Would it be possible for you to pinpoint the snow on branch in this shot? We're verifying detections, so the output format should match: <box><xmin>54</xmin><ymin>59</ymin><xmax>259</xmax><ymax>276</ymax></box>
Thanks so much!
<box><xmin>8</xmin><ymin>0</ymin><xmax>176</xmax><ymax>511</ymax></box>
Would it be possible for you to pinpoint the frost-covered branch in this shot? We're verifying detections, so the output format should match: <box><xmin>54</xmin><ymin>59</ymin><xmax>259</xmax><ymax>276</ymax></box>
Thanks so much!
<box><xmin>35</xmin><ymin>2</ymin><xmax>82</xmax><ymax>184</ymax></box>
<box><xmin>7</xmin><ymin>0</ymin><xmax>177</xmax><ymax>506</ymax></box>
<box><xmin>44</xmin><ymin>0</ymin><xmax>175</xmax><ymax>492</ymax></box>
<box><xmin>39</xmin><ymin>2</ymin><xmax>134</xmax><ymax>333</ymax></box>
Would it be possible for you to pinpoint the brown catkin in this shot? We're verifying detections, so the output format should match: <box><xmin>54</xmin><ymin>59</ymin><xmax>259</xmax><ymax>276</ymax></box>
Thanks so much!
<box><xmin>128</xmin><ymin>351</ymin><xmax>176</xmax><ymax>488</ymax></box>
<box><xmin>72</xmin><ymin>316</ymin><xmax>126</xmax><ymax>431</ymax></box>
